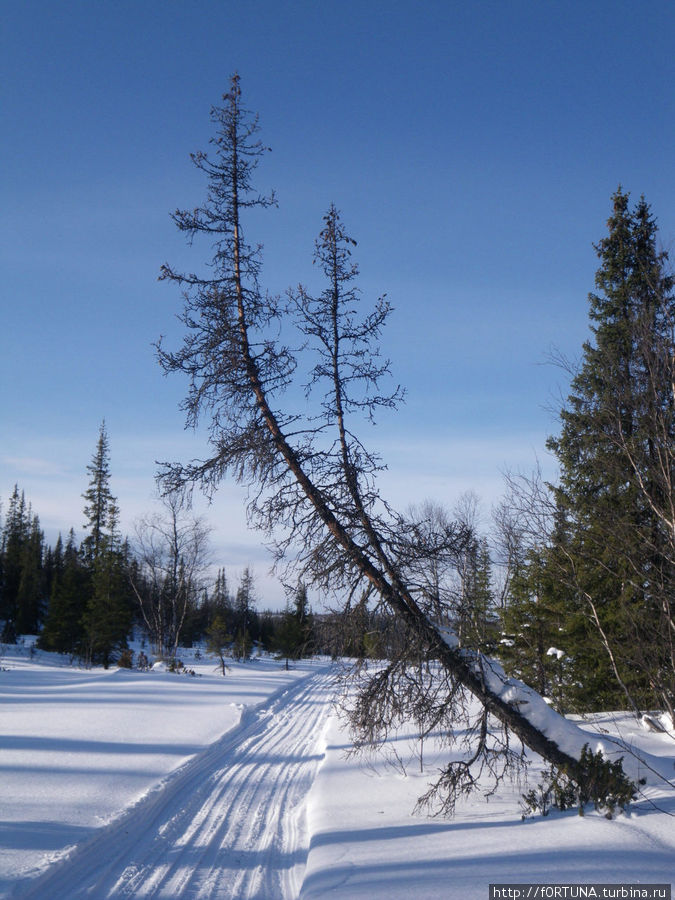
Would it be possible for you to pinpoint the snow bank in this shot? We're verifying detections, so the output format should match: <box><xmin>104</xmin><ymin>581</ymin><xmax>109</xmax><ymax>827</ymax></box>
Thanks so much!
<box><xmin>438</xmin><ymin>628</ymin><xmax>675</xmax><ymax>787</ymax></box>
<box><xmin>301</xmin><ymin>710</ymin><xmax>675</xmax><ymax>900</ymax></box>
<box><xmin>0</xmin><ymin>644</ymin><xmax>312</xmax><ymax>896</ymax></box>
<box><xmin>2</xmin><ymin>643</ymin><xmax>674</xmax><ymax>900</ymax></box>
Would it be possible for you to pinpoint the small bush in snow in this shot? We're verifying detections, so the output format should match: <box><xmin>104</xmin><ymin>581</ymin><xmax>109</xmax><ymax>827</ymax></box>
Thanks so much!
<box><xmin>521</xmin><ymin>744</ymin><xmax>637</xmax><ymax>819</ymax></box>
<box><xmin>117</xmin><ymin>649</ymin><xmax>134</xmax><ymax>669</ymax></box>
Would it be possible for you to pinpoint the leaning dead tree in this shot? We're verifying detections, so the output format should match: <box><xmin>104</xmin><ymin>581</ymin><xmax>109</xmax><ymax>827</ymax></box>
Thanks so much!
<box><xmin>158</xmin><ymin>76</ymin><xmax>670</xmax><ymax>812</ymax></box>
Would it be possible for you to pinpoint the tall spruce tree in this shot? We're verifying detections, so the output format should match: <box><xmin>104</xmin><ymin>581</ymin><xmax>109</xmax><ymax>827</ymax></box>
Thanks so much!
<box><xmin>499</xmin><ymin>545</ymin><xmax>574</xmax><ymax>712</ymax></box>
<box><xmin>82</xmin><ymin>422</ymin><xmax>116</xmax><ymax>563</ymax></box>
<box><xmin>546</xmin><ymin>189</ymin><xmax>675</xmax><ymax>718</ymax></box>
<box><xmin>80</xmin><ymin>423</ymin><xmax>132</xmax><ymax>666</ymax></box>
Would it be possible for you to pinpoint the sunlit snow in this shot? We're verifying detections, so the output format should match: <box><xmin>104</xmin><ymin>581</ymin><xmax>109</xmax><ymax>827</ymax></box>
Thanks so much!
<box><xmin>1</xmin><ymin>640</ymin><xmax>673</xmax><ymax>899</ymax></box>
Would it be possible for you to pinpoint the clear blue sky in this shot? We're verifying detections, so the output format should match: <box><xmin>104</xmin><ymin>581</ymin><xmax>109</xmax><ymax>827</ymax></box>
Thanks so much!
<box><xmin>1</xmin><ymin>1</ymin><xmax>673</xmax><ymax>606</ymax></box>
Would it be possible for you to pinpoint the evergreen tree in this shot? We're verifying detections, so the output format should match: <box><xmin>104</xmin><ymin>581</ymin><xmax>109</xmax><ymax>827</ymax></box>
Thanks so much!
<box><xmin>0</xmin><ymin>487</ymin><xmax>45</xmax><ymax>637</ymax></box>
<box><xmin>182</xmin><ymin>568</ymin><xmax>232</xmax><ymax>646</ymax></box>
<box><xmin>81</xmin><ymin>421</ymin><xmax>116</xmax><ymax>564</ymax></box>
<box><xmin>15</xmin><ymin>512</ymin><xmax>44</xmax><ymax>634</ymax></box>
<box><xmin>499</xmin><ymin>546</ymin><xmax>575</xmax><ymax>712</ymax></box>
<box><xmin>256</xmin><ymin>609</ymin><xmax>277</xmax><ymax>653</ymax></box>
<box><xmin>80</xmin><ymin>423</ymin><xmax>132</xmax><ymax>666</ymax></box>
<box><xmin>38</xmin><ymin>530</ymin><xmax>88</xmax><ymax>654</ymax></box>
<box><xmin>205</xmin><ymin>613</ymin><xmax>232</xmax><ymax>675</ymax></box>
<box><xmin>211</xmin><ymin>568</ymin><xmax>233</xmax><ymax>623</ymax></box>
<box><xmin>546</xmin><ymin>189</ymin><xmax>675</xmax><ymax>716</ymax></box>
<box><xmin>42</xmin><ymin>534</ymin><xmax>64</xmax><ymax>614</ymax></box>
<box><xmin>274</xmin><ymin>582</ymin><xmax>314</xmax><ymax>668</ymax></box>
<box><xmin>455</xmin><ymin>535</ymin><xmax>494</xmax><ymax>652</ymax></box>
<box><xmin>82</xmin><ymin>532</ymin><xmax>132</xmax><ymax>668</ymax></box>
<box><xmin>232</xmin><ymin>567</ymin><xmax>257</xmax><ymax>659</ymax></box>
<box><xmin>0</xmin><ymin>486</ymin><xmax>28</xmax><ymax>634</ymax></box>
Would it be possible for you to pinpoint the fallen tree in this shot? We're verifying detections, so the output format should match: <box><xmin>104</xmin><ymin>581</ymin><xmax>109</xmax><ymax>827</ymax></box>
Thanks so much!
<box><xmin>158</xmin><ymin>76</ymin><xmax>673</xmax><ymax>812</ymax></box>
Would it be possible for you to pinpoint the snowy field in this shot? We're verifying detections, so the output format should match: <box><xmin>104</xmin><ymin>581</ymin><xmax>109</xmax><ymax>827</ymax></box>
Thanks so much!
<box><xmin>1</xmin><ymin>641</ymin><xmax>674</xmax><ymax>900</ymax></box>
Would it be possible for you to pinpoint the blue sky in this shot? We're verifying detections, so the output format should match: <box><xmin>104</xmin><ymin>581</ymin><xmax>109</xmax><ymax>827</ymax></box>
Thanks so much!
<box><xmin>1</xmin><ymin>1</ymin><xmax>673</xmax><ymax>606</ymax></box>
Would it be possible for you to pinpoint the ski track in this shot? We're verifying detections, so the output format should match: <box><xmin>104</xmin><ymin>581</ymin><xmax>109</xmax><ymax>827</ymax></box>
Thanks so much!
<box><xmin>12</xmin><ymin>668</ymin><xmax>335</xmax><ymax>900</ymax></box>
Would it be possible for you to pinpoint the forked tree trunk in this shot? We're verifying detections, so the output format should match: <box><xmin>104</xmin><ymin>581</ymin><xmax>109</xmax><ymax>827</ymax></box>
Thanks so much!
<box><xmin>161</xmin><ymin>76</ymin><xmax>670</xmax><ymax>799</ymax></box>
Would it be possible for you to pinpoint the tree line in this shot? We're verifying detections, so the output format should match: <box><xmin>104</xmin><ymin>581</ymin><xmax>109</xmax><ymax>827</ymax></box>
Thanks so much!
<box><xmin>0</xmin><ymin>423</ymin><xmax>316</xmax><ymax>667</ymax></box>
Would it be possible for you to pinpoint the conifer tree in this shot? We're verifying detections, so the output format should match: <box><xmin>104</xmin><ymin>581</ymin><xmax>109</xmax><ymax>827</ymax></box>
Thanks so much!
<box><xmin>211</xmin><ymin>568</ymin><xmax>233</xmax><ymax>623</ymax></box>
<box><xmin>499</xmin><ymin>546</ymin><xmax>573</xmax><ymax>711</ymax></box>
<box><xmin>0</xmin><ymin>487</ymin><xmax>45</xmax><ymax>637</ymax></box>
<box><xmin>0</xmin><ymin>486</ymin><xmax>28</xmax><ymax>634</ymax></box>
<box><xmin>15</xmin><ymin>512</ymin><xmax>44</xmax><ymax>634</ymax></box>
<box><xmin>82</xmin><ymin>422</ymin><xmax>116</xmax><ymax>564</ymax></box>
<box><xmin>82</xmin><ymin>531</ymin><xmax>132</xmax><ymax>668</ymax></box>
<box><xmin>546</xmin><ymin>189</ymin><xmax>675</xmax><ymax>718</ymax></box>
<box><xmin>274</xmin><ymin>582</ymin><xmax>314</xmax><ymax>668</ymax></box>
<box><xmin>206</xmin><ymin>613</ymin><xmax>232</xmax><ymax>674</ymax></box>
<box><xmin>80</xmin><ymin>423</ymin><xmax>131</xmax><ymax>666</ymax></box>
<box><xmin>38</xmin><ymin>530</ymin><xmax>88</xmax><ymax>654</ymax></box>
<box><xmin>232</xmin><ymin>567</ymin><xmax>257</xmax><ymax>659</ymax></box>
<box><xmin>456</xmin><ymin>536</ymin><xmax>494</xmax><ymax>652</ymax></box>
<box><xmin>43</xmin><ymin>534</ymin><xmax>64</xmax><ymax>612</ymax></box>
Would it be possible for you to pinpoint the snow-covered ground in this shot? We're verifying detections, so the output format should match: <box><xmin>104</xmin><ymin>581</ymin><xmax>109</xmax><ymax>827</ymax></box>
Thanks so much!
<box><xmin>1</xmin><ymin>641</ymin><xmax>673</xmax><ymax>899</ymax></box>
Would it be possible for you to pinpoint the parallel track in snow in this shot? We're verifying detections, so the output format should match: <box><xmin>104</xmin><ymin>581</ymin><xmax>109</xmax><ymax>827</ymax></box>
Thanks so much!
<box><xmin>14</xmin><ymin>668</ymin><xmax>336</xmax><ymax>900</ymax></box>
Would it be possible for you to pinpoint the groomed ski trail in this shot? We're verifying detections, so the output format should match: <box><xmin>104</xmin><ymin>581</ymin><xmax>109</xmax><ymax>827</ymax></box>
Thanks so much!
<box><xmin>13</xmin><ymin>667</ymin><xmax>335</xmax><ymax>900</ymax></box>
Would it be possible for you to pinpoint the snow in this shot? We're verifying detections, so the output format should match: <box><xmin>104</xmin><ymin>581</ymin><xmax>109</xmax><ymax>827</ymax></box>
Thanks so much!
<box><xmin>438</xmin><ymin>630</ymin><xmax>675</xmax><ymax>786</ymax></box>
<box><xmin>301</xmin><ymin>715</ymin><xmax>675</xmax><ymax>900</ymax></box>
<box><xmin>1</xmin><ymin>642</ymin><xmax>674</xmax><ymax>899</ymax></box>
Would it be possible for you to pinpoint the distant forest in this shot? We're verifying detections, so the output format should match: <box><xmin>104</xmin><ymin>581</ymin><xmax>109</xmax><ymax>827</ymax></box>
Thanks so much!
<box><xmin>0</xmin><ymin>426</ymin><xmax>315</xmax><ymax>669</ymax></box>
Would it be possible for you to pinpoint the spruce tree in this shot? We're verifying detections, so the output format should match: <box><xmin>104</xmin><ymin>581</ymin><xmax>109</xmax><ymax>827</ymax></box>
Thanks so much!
<box><xmin>206</xmin><ymin>613</ymin><xmax>232</xmax><ymax>674</ymax></box>
<box><xmin>82</xmin><ymin>421</ymin><xmax>116</xmax><ymax>564</ymax></box>
<box><xmin>455</xmin><ymin>536</ymin><xmax>494</xmax><ymax>652</ymax></box>
<box><xmin>15</xmin><ymin>512</ymin><xmax>44</xmax><ymax>634</ymax></box>
<box><xmin>80</xmin><ymin>423</ymin><xmax>132</xmax><ymax>666</ymax></box>
<box><xmin>43</xmin><ymin>534</ymin><xmax>64</xmax><ymax>613</ymax></box>
<box><xmin>546</xmin><ymin>189</ymin><xmax>675</xmax><ymax>716</ymax></box>
<box><xmin>274</xmin><ymin>582</ymin><xmax>314</xmax><ymax>668</ymax></box>
<box><xmin>0</xmin><ymin>486</ymin><xmax>28</xmax><ymax>634</ymax></box>
<box><xmin>0</xmin><ymin>487</ymin><xmax>46</xmax><ymax>637</ymax></box>
<box><xmin>499</xmin><ymin>545</ymin><xmax>576</xmax><ymax>712</ymax></box>
<box><xmin>38</xmin><ymin>530</ymin><xmax>88</xmax><ymax>654</ymax></box>
<box><xmin>82</xmin><ymin>529</ymin><xmax>132</xmax><ymax>668</ymax></box>
<box><xmin>232</xmin><ymin>567</ymin><xmax>257</xmax><ymax>659</ymax></box>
